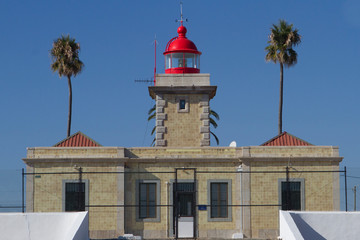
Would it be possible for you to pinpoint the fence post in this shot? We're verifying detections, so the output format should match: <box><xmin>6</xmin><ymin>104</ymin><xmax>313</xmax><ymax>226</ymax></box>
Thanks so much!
<box><xmin>345</xmin><ymin>166</ymin><xmax>348</xmax><ymax>212</ymax></box>
<box><xmin>286</xmin><ymin>166</ymin><xmax>290</xmax><ymax>210</ymax></box>
<box><xmin>353</xmin><ymin>186</ymin><xmax>356</xmax><ymax>211</ymax></box>
<box><xmin>22</xmin><ymin>168</ymin><xmax>25</xmax><ymax>213</ymax></box>
<box><xmin>78</xmin><ymin>167</ymin><xmax>83</xmax><ymax>211</ymax></box>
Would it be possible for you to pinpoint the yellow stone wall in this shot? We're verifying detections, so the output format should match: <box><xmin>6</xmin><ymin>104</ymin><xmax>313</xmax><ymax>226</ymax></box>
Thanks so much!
<box><xmin>248</xmin><ymin>146</ymin><xmax>338</xmax><ymax>157</ymax></box>
<box><xmin>29</xmin><ymin>162</ymin><xmax>122</xmax><ymax>239</ymax></box>
<box><xmin>163</xmin><ymin>94</ymin><xmax>203</xmax><ymax>147</ymax></box>
<box><xmin>128</xmin><ymin>146</ymin><xmax>241</xmax><ymax>159</ymax></box>
<box><xmin>24</xmin><ymin>146</ymin><xmax>342</xmax><ymax>239</ymax></box>
<box><xmin>124</xmin><ymin>161</ymin><xmax>239</xmax><ymax>238</ymax></box>
<box><xmin>249</xmin><ymin>160</ymin><xmax>339</xmax><ymax>239</ymax></box>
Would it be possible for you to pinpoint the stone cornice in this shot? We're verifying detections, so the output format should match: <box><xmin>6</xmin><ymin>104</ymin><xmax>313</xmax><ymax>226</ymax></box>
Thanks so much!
<box><xmin>23</xmin><ymin>146</ymin><xmax>343</xmax><ymax>165</ymax></box>
<box><xmin>240</xmin><ymin>157</ymin><xmax>343</xmax><ymax>163</ymax></box>
<box><xmin>22</xmin><ymin>157</ymin><xmax>127</xmax><ymax>164</ymax></box>
<box><xmin>148</xmin><ymin>86</ymin><xmax>217</xmax><ymax>99</ymax></box>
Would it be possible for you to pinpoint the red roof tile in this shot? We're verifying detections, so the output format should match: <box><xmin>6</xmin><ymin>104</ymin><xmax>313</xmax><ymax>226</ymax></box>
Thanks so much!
<box><xmin>54</xmin><ymin>131</ymin><xmax>101</xmax><ymax>147</ymax></box>
<box><xmin>261</xmin><ymin>131</ymin><xmax>312</xmax><ymax>146</ymax></box>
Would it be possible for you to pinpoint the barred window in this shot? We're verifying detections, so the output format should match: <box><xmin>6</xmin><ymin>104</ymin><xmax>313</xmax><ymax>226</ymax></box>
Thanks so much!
<box><xmin>62</xmin><ymin>180</ymin><xmax>88</xmax><ymax>212</ymax></box>
<box><xmin>281</xmin><ymin>181</ymin><xmax>301</xmax><ymax>210</ymax></box>
<box><xmin>279</xmin><ymin>178</ymin><xmax>304</xmax><ymax>211</ymax></box>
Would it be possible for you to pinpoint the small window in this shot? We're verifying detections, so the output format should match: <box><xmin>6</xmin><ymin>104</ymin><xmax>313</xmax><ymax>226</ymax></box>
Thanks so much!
<box><xmin>176</xmin><ymin>96</ymin><xmax>189</xmax><ymax>113</ymax></box>
<box><xmin>139</xmin><ymin>183</ymin><xmax>156</xmax><ymax>218</ymax></box>
<box><xmin>136</xmin><ymin>180</ymin><xmax>160</xmax><ymax>222</ymax></box>
<box><xmin>179</xmin><ymin>99</ymin><xmax>186</xmax><ymax>110</ymax></box>
<box><xmin>211</xmin><ymin>183</ymin><xmax>228</xmax><ymax>218</ymax></box>
<box><xmin>208</xmin><ymin>179</ymin><xmax>232</xmax><ymax>221</ymax></box>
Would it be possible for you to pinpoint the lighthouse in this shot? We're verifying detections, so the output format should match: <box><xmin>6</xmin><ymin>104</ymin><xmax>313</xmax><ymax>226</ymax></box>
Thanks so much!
<box><xmin>149</xmin><ymin>21</ymin><xmax>217</xmax><ymax>147</ymax></box>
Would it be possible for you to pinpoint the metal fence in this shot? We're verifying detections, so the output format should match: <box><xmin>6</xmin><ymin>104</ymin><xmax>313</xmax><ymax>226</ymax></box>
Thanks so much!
<box><xmin>0</xmin><ymin>168</ymin><xmax>349</xmax><ymax>211</ymax></box>
<box><xmin>0</xmin><ymin>167</ymin><xmax>343</xmax><ymax>239</ymax></box>
<box><xmin>0</xmin><ymin>168</ymin><xmax>350</xmax><ymax>210</ymax></box>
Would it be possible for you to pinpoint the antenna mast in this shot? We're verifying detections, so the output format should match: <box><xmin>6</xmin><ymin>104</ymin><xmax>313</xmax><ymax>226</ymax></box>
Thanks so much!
<box><xmin>154</xmin><ymin>34</ymin><xmax>157</xmax><ymax>86</ymax></box>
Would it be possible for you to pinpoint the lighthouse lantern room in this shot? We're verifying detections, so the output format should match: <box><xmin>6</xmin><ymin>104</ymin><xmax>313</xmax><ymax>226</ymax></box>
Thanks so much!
<box><xmin>164</xmin><ymin>23</ymin><xmax>201</xmax><ymax>74</ymax></box>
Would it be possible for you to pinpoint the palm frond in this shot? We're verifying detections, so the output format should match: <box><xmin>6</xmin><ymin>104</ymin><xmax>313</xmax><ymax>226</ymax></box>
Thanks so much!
<box><xmin>148</xmin><ymin>113</ymin><xmax>156</xmax><ymax>121</ymax></box>
<box><xmin>151</xmin><ymin>138</ymin><xmax>156</xmax><ymax>147</ymax></box>
<box><xmin>265</xmin><ymin>45</ymin><xmax>278</xmax><ymax>63</ymax></box>
<box><xmin>283</xmin><ymin>48</ymin><xmax>298</xmax><ymax>67</ymax></box>
<box><xmin>147</xmin><ymin>104</ymin><xmax>157</xmax><ymax>146</ymax></box>
<box><xmin>151</xmin><ymin>126</ymin><xmax>156</xmax><ymax>135</ymax></box>
<box><xmin>210</xmin><ymin>131</ymin><xmax>219</xmax><ymax>146</ymax></box>
<box><xmin>209</xmin><ymin>108</ymin><xmax>220</xmax><ymax>144</ymax></box>
<box><xmin>210</xmin><ymin>109</ymin><xmax>220</xmax><ymax>121</ymax></box>
<box><xmin>209</xmin><ymin>117</ymin><xmax>218</xmax><ymax>129</ymax></box>
<box><xmin>148</xmin><ymin>104</ymin><xmax>156</xmax><ymax>115</ymax></box>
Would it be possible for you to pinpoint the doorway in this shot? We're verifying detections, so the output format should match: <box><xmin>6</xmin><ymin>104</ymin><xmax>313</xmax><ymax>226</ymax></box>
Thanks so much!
<box><xmin>173</xmin><ymin>168</ymin><xmax>196</xmax><ymax>239</ymax></box>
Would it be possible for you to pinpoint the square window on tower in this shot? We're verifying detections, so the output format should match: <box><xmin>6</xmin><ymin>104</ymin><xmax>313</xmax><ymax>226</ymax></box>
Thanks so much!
<box><xmin>179</xmin><ymin>99</ymin><xmax>186</xmax><ymax>110</ymax></box>
<box><xmin>176</xmin><ymin>96</ymin><xmax>189</xmax><ymax>113</ymax></box>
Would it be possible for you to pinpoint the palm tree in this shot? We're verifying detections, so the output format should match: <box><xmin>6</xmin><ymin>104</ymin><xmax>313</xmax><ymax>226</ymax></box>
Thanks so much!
<box><xmin>265</xmin><ymin>20</ymin><xmax>301</xmax><ymax>135</ymax></box>
<box><xmin>147</xmin><ymin>105</ymin><xmax>220</xmax><ymax>146</ymax></box>
<box><xmin>51</xmin><ymin>35</ymin><xmax>84</xmax><ymax>137</ymax></box>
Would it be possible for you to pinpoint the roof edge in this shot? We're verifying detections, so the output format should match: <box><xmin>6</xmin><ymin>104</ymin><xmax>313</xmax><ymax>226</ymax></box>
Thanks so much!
<box><xmin>261</xmin><ymin>131</ymin><xmax>313</xmax><ymax>146</ymax></box>
<box><xmin>53</xmin><ymin>131</ymin><xmax>102</xmax><ymax>147</ymax></box>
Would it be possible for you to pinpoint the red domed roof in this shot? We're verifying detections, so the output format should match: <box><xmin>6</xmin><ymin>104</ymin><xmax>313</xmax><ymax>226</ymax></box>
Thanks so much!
<box><xmin>164</xmin><ymin>25</ymin><xmax>201</xmax><ymax>55</ymax></box>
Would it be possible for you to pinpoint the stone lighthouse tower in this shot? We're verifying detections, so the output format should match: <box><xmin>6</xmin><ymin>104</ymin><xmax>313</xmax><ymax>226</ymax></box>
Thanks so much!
<box><xmin>149</xmin><ymin>21</ymin><xmax>217</xmax><ymax>147</ymax></box>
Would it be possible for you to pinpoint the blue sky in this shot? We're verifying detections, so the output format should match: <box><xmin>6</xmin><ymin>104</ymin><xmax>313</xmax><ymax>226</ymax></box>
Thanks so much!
<box><xmin>0</xmin><ymin>0</ymin><xmax>360</xmax><ymax>209</ymax></box>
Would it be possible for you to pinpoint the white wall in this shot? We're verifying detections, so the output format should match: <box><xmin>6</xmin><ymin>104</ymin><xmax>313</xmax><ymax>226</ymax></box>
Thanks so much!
<box><xmin>0</xmin><ymin>212</ymin><xmax>88</xmax><ymax>240</ymax></box>
<box><xmin>279</xmin><ymin>211</ymin><xmax>360</xmax><ymax>240</ymax></box>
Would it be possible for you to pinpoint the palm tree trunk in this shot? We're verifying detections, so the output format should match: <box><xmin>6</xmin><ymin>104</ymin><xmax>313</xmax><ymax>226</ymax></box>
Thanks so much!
<box><xmin>67</xmin><ymin>75</ymin><xmax>72</xmax><ymax>137</ymax></box>
<box><xmin>278</xmin><ymin>62</ymin><xmax>284</xmax><ymax>135</ymax></box>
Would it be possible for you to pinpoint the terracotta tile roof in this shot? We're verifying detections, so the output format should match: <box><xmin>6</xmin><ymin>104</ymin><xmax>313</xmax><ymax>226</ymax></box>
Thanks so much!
<box><xmin>54</xmin><ymin>131</ymin><xmax>101</xmax><ymax>147</ymax></box>
<box><xmin>261</xmin><ymin>131</ymin><xmax>313</xmax><ymax>146</ymax></box>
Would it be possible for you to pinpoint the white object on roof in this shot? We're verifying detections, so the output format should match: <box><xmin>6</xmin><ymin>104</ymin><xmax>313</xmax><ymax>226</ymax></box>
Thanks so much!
<box><xmin>229</xmin><ymin>141</ymin><xmax>237</xmax><ymax>147</ymax></box>
<box><xmin>0</xmin><ymin>212</ymin><xmax>89</xmax><ymax>240</ymax></box>
<box><xmin>118</xmin><ymin>234</ymin><xmax>142</xmax><ymax>240</ymax></box>
<box><xmin>279</xmin><ymin>210</ymin><xmax>360</xmax><ymax>240</ymax></box>
<box><xmin>232</xmin><ymin>232</ymin><xmax>244</xmax><ymax>238</ymax></box>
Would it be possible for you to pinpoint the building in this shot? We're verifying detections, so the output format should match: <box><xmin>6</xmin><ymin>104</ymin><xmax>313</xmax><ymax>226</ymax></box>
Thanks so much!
<box><xmin>23</xmin><ymin>21</ymin><xmax>343</xmax><ymax>239</ymax></box>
